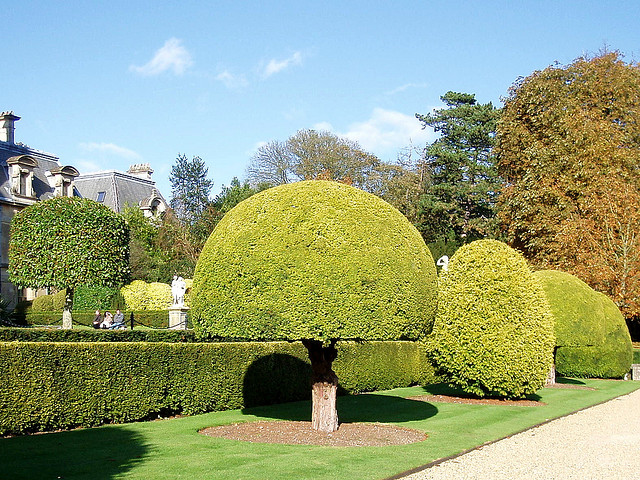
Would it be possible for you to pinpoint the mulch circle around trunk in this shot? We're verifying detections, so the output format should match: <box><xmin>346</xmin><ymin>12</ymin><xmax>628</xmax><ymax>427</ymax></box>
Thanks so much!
<box><xmin>200</xmin><ymin>421</ymin><xmax>428</xmax><ymax>447</ymax></box>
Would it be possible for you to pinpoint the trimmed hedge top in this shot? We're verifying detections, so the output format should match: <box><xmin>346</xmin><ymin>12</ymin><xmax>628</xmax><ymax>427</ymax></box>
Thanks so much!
<box><xmin>532</xmin><ymin>270</ymin><xmax>606</xmax><ymax>347</ymax></box>
<box><xmin>192</xmin><ymin>180</ymin><xmax>437</xmax><ymax>342</ymax></box>
<box><xmin>428</xmin><ymin>239</ymin><xmax>555</xmax><ymax>398</ymax></box>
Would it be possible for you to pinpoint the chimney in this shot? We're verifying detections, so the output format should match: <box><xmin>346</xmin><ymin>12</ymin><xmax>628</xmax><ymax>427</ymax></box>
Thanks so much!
<box><xmin>0</xmin><ymin>111</ymin><xmax>20</xmax><ymax>144</ymax></box>
<box><xmin>127</xmin><ymin>163</ymin><xmax>153</xmax><ymax>181</ymax></box>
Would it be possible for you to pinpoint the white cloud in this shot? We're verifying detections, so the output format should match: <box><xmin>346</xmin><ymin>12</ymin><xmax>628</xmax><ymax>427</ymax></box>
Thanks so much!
<box><xmin>79</xmin><ymin>142</ymin><xmax>142</xmax><ymax>160</ymax></box>
<box><xmin>261</xmin><ymin>51</ymin><xmax>303</xmax><ymax>78</ymax></box>
<box><xmin>215</xmin><ymin>70</ymin><xmax>248</xmax><ymax>89</ymax></box>
<box><xmin>320</xmin><ymin>108</ymin><xmax>435</xmax><ymax>158</ymax></box>
<box><xmin>385</xmin><ymin>83</ymin><xmax>430</xmax><ymax>96</ymax></box>
<box><xmin>130</xmin><ymin>38</ymin><xmax>193</xmax><ymax>76</ymax></box>
<box><xmin>72</xmin><ymin>158</ymin><xmax>104</xmax><ymax>174</ymax></box>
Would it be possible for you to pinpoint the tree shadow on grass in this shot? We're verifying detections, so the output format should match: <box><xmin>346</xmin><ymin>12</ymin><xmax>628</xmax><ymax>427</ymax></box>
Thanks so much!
<box><xmin>0</xmin><ymin>426</ymin><xmax>148</xmax><ymax>480</ymax></box>
<box><xmin>555</xmin><ymin>377</ymin><xmax>587</xmax><ymax>386</ymax></box>
<box><xmin>242</xmin><ymin>392</ymin><xmax>438</xmax><ymax>425</ymax></box>
<box><xmin>417</xmin><ymin>382</ymin><xmax>543</xmax><ymax>402</ymax></box>
<box><xmin>242</xmin><ymin>353</ymin><xmax>438</xmax><ymax>424</ymax></box>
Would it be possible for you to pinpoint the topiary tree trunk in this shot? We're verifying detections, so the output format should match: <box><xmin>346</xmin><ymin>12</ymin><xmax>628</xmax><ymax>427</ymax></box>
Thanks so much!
<box><xmin>302</xmin><ymin>339</ymin><xmax>339</xmax><ymax>433</ymax></box>
<box><xmin>62</xmin><ymin>288</ymin><xmax>74</xmax><ymax>330</ymax></box>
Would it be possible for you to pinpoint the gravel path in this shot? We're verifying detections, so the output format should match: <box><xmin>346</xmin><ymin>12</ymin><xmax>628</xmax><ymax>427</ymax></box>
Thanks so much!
<box><xmin>401</xmin><ymin>388</ymin><xmax>640</xmax><ymax>480</ymax></box>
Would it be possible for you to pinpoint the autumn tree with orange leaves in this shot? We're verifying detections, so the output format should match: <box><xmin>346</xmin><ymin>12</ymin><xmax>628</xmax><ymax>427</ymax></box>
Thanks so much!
<box><xmin>496</xmin><ymin>51</ymin><xmax>640</xmax><ymax>325</ymax></box>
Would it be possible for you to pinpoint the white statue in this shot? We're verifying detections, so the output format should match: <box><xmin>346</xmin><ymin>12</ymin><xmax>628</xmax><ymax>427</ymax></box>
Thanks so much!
<box><xmin>437</xmin><ymin>255</ymin><xmax>449</xmax><ymax>271</ymax></box>
<box><xmin>171</xmin><ymin>275</ymin><xmax>187</xmax><ymax>306</ymax></box>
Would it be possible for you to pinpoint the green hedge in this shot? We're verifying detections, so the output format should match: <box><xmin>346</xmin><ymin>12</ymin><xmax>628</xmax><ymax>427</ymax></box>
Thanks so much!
<box><xmin>0</xmin><ymin>341</ymin><xmax>434</xmax><ymax>435</ymax></box>
<box><xmin>534</xmin><ymin>270</ymin><xmax>633</xmax><ymax>378</ymax></box>
<box><xmin>555</xmin><ymin>293</ymin><xmax>633</xmax><ymax>378</ymax></box>
<box><xmin>532</xmin><ymin>270</ymin><xmax>606</xmax><ymax>347</ymax></box>
<box><xmin>22</xmin><ymin>310</ymin><xmax>171</xmax><ymax>329</ymax></box>
<box><xmin>634</xmin><ymin>348</ymin><xmax>640</xmax><ymax>364</ymax></box>
<box><xmin>0</xmin><ymin>328</ymin><xmax>200</xmax><ymax>343</ymax></box>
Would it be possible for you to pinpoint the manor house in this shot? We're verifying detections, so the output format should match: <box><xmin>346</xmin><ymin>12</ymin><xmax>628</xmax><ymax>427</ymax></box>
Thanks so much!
<box><xmin>0</xmin><ymin>111</ymin><xmax>167</xmax><ymax>304</ymax></box>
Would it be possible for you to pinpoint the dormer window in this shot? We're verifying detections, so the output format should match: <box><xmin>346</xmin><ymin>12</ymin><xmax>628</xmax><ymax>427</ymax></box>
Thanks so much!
<box><xmin>7</xmin><ymin>155</ymin><xmax>37</xmax><ymax>198</ymax></box>
<box><xmin>96</xmin><ymin>191</ymin><xmax>106</xmax><ymax>203</ymax></box>
<box><xmin>49</xmin><ymin>166</ymin><xmax>79</xmax><ymax>198</ymax></box>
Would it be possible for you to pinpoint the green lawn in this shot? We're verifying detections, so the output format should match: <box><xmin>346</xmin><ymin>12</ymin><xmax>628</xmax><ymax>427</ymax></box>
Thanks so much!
<box><xmin>1</xmin><ymin>378</ymin><xmax>638</xmax><ymax>480</ymax></box>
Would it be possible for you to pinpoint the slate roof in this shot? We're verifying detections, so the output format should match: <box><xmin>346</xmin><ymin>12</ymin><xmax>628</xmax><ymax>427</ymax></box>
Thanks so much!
<box><xmin>0</xmin><ymin>141</ymin><xmax>61</xmax><ymax>204</ymax></box>
<box><xmin>74</xmin><ymin>170</ymin><xmax>167</xmax><ymax>213</ymax></box>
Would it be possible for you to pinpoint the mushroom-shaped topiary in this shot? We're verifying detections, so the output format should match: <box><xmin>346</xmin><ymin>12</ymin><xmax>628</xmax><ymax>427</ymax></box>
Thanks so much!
<box><xmin>191</xmin><ymin>180</ymin><xmax>437</xmax><ymax>432</ymax></box>
<box><xmin>428</xmin><ymin>239</ymin><xmax>555</xmax><ymax>398</ymax></box>
<box><xmin>533</xmin><ymin>270</ymin><xmax>633</xmax><ymax>378</ymax></box>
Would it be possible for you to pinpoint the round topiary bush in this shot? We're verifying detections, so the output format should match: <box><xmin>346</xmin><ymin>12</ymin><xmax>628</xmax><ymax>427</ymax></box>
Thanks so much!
<box><xmin>428</xmin><ymin>239</ymin><xmax>555</xmax><ymax>398</ymax></box>
<box><xmin>533</xmin><ymin>270</ymin><xmax>633</xmax><ymax>378</ymax></box>
<box><xmin>121</xmin><ymin>280</ymin><xmax>172</xmax><ymax>311</ymax></box>
<box><xmin>191</xmin><ymin>180</ymin><xmax>437</xmax><ymax>342</ymax></box>
<box><xmin>191</xmin><ymin>180</ymin><xmax>438</xmax><ymax>432</ymax></box>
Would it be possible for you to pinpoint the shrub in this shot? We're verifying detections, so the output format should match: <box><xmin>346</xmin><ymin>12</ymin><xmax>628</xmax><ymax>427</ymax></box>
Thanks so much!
<box><xmin>192</xmin><ymin>180</ymin><xmax>438</xmax><ymax>342</ymax></box>
<box><xmin>0</xmin><ymin>340</ymin><xmax>434</xmax><ymax>435</ymax></box>
<box><xmin>74</xmin><ymin>285</ymin><xmax>120</xmax><ymax>311</ymax></box>
<box><xmin>533</xmin><ymin>270</ymin><xmax>633</xmax><ymax>378</ymax></box>
<box><xmin>428</xmin><ymin>239</ymin><xmax>555</xmax><ymax>398</ymax></box>
<box><xmin>51</xmin><ymin>289</ymin><xmax>67</xmax><ymax>311</ymax></box>
<box><xmin>121</xmin><ymin>280</ymin><xmax>172</xmax><ymax>311</ymax></box>
<box><xmin>30</xmin><ymin>290</ymin><xmax>69</xmax><ymax>313</ymax></box>
<box><xmin>532</xmin><ymin>270</ymin><xmax>606</xmax><ymax>347</ymax></box>
<box><xmin>31</xmin><ymin>294</ymin><xmax>53</xmax><ymax>312</ymax></box>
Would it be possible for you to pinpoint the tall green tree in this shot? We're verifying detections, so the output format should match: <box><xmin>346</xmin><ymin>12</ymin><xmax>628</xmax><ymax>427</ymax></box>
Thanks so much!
<box><xmin>8</xmin><ymin>197</ymin><xmax>130</xmax><ymax>328</ymax></box>
<box><xmin>121</xmin><ymin>206</ymin><xmax>171</xmax><ymax>282</ymax></box>
<box><xmin>497</xmin><ymin>51</ymin><xmax>640</xmax><ymax>320</ymax></box>
<box><xmin>169</xmin><ymin>154</ymin><xmax>214</xmax><ymax>224</ymax></box>
<box><xmin>213</xmin><ymin>177</ymin><xmax>260</xmax><ymax>214</ymax></box>
<box><xmin>415</xmin><ymin>92</ymin><xmax>502</xmax><ymax>254</ymax></box>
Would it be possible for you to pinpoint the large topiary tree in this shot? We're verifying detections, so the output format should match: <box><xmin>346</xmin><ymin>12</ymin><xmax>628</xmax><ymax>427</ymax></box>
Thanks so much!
<box><xmin>9</xmin><ymin>197</ymin><xmax>130</xmax><ymax>329</ymax></box>
<box><xmin>191</xmin><ymin>180</ymin><xmax>438</xmax><ymax>432</ymax></box>
<box><xmin>533</xmin><ymin>270</ymin><xmax>633</xmax><ymax>378</ymax></box>
<box><xmin>428</xmin><ymin>239</ymin><xmax>555</xmax><ymax>398</ymax></box>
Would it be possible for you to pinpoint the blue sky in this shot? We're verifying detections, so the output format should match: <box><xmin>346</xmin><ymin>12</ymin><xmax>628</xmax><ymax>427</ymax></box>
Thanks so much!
<box><xmin>4</xmin><ymin>1</ymin><xmax>639</xmax><ymax>198</ymax></box>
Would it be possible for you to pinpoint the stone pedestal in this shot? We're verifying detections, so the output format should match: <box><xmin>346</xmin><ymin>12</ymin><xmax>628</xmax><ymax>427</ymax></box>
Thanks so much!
<box><xmin>168</xmin><ymin>306</ymin><xmax>189</xmax><ymax>330</ymax></box>
<box><xmin>631</xmin><ymin>364</ymin><xmax>640</xmax><ymax>381</ymax></box>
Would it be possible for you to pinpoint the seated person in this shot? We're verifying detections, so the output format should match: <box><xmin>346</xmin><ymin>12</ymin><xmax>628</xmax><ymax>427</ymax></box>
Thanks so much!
<box><xmin>92</xmin><ymin>310</ymin><xmax>102</xmax><ymax>329</ymax></box>
<box><xmin>110</xmin><ymin>309</ymin><xmax>126</xmax><ymax>330</ymax></box>
<box><xmin>101</xmin><ymin>311</ymin><xmax>113</xmax><ymax>329</ymax></box>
